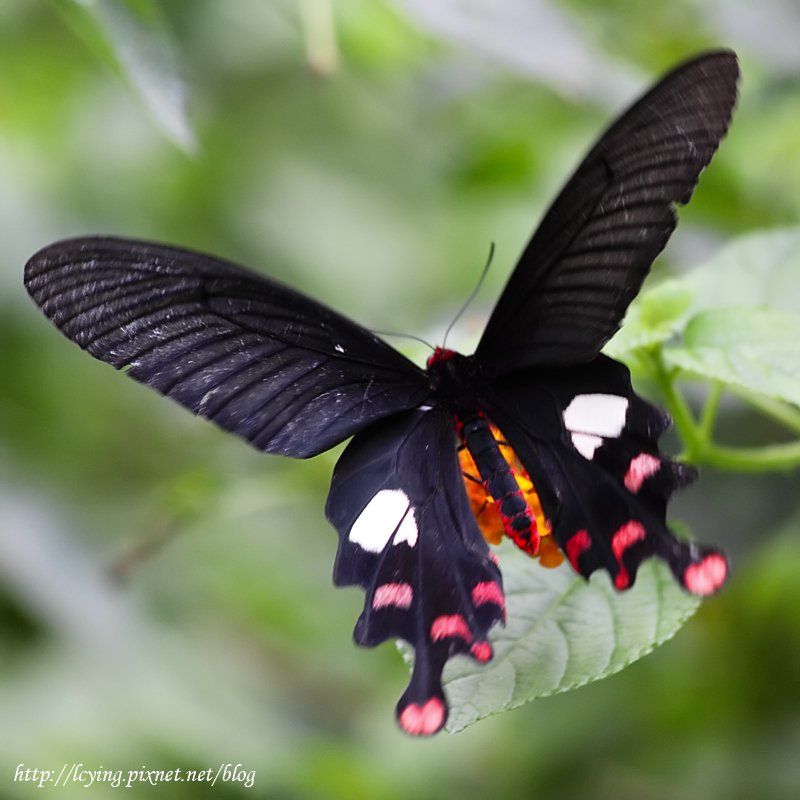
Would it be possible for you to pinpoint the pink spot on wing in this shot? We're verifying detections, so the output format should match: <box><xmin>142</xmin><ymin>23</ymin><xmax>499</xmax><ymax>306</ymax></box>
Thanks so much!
<box><xmin>488</xmin><ymin>551</ymin><xmax>501</xmax><ymax>568</ymax></box>
<box><xmin>566</xmin><ymin>529</ymin><xmax>592</xmax><ymax>571</ymax></box>
<box><xmin>430</xmin><ymin>614</ymin><xmax>471</xmax><ymax>643</ymax></box>
<box><xmin>472</xmin><ymin>581</ymin><xmax>504</xmax><ymax>609</ymax></box>
<box><xmin>471</xmin><ymin>641</ymin><xmax>493</xmax><ymax>662</ymax></box>
<box><xmin>398</xmin><ymin>697</ymin><xmax>446</xmax><ymax>736</ymax></box>
<box><xmin>372</xmin><ymin>582</ymin><xmax>414</xmax><ymax>610</ymax></box>
<box><xmin>612</xmin><ymin>521</ymin><xmax>646</xmax><ymax>589</ymax></box>
<box><xmin>684</xmin><ymin>553</ymin><xmax>728</xmax><ymax>596</ymax></box>
<box><xmin>612</xmin><ymin>521</ymin><xmax>646</xmax><ymax>559</ymax></box>
<box><xmin>624</xmin><ymin>453</ymin><xmax>661</xmax><ymax>493</ymax></box>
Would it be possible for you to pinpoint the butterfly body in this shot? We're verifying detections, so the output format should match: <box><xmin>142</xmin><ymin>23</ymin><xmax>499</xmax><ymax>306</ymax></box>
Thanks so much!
<box><xmin>427</xmin><ymin>347</ymin><xmax>541</xmax><ymax>554</ymax></box>
<box><xmin>24</xmin><ymin>51</ymin><xmax>740</xmax><ymax>736</ymax></box>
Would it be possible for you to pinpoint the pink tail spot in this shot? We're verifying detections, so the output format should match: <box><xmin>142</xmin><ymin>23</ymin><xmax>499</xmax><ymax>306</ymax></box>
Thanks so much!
<box><xmin>624</xmin><ymin>453</ymin><xmax>661</xmax><ymax>493</ymax></box>
<box><xmin>430</xmin><ymin>614</ymin><xmax>471</xmax><ymax>643</ymax></box>
<box><xmin>611</xmin><ymin>521</ymin><xmax>646</xmax><ymax>589</ymax></box>
<box><xmin>398</xmin><ymin>697</ymin><xmax>446</xmax><ymax>736</ymax></box>
<box><xmin>372</xmin><ymin>582</ymin><xmax>414</xmax><ymax>610</ymax></box>
<box><xmin>471</xmin><ymin>641</ymin><xmax>493</xmax><ymax>663</ymax></box>
<box><xmin>684</xmin><ymin>553</ymin><xmax>728</xmax><ymax>596</ymax></box>
<box><xmin>565</xmin><ymin>529</ymin><xmax>592</xmax><ymax>571</ymax></box>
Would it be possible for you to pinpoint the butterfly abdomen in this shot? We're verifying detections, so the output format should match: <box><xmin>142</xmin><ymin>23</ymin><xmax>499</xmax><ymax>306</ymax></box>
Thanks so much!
<box><xmin>457</xmin><ymin>413</ymin><xmax>541</xmax><ymax>556</ymax></box>
<box><xmin>427</xmin><ymin>348</ymin><xmax>554</xmax><ymax>560</ymax></box>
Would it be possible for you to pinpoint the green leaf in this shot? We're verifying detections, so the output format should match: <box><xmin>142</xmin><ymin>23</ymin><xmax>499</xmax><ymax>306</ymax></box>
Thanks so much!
<box><xmin>605</xmin><ymin>277</ymin><xmax>694</xmax><ymax>359</ymax></box>
<box><xmin>609</xmin><ymin>228</ymin><xmax>800</xmax><ymax>363</ymax></box>
<box><xmin>664</xmin><ymin>308</ymin><xmax>800</xmax><ymax>405</ymax></box>
<box><xmin>440</xmin><ymin>547</ymin><xmax>699</xmax><ymax>733</ymax></box>
<box><xmin>686</xmin><ymin>228</ymin><xmax>800</xmax><ymax>314</ymax></box>
<box><xmin>53</xmin><ymin>0</ymin><xmax>195</xmax><ymax>151</ymax></box>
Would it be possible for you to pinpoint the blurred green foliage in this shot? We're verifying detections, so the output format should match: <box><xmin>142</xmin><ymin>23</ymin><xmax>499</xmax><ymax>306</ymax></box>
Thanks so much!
<box><xmin>1</xmin><ymin>1</ymin><xmax>800</xmax><ymax>798</ymax></box>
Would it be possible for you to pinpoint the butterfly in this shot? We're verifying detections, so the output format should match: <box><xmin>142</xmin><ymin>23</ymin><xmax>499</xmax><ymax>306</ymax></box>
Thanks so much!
<box><xmin>24</xmin><ymin>50</ymin><xmax>738</xmax><ymax>736</ymax></box>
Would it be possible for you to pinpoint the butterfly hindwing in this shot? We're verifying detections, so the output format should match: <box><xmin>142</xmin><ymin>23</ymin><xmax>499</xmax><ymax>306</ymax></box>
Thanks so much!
<box><xmin>326</xmin><ymin>408</ymin><xmax>505</xmax><ymax>736</ymax></box>
<box><xmin>485</xmin><ymin>356</ymin><xmax>728</xmax><ymax>596</ymax></box>
<box><xmin>476</xmin><ymin>51</ymin><xmax>739</xmax><ymax>375</ymax></box>
<box><xmin>24</xmin><ymin>237</ymin><xmax>429</xmax><ymax>457</ymax></box>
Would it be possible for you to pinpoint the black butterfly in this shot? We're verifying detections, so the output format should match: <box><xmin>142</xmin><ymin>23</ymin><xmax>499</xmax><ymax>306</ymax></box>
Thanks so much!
<box><xmin>24</xmin><ymin>51</ymin><xmax>738</xmax><ymax>736</ymax></box>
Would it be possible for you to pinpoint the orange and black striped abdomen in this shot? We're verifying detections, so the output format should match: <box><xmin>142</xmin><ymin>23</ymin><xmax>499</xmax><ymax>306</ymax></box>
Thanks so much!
<box><xmin>458</xmin><ymin>414</ymin><xmax>540</xmax><ymax>556</ymax></box>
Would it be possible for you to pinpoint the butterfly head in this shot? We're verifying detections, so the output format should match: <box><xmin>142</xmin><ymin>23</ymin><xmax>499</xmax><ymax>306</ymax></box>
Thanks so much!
<box><xmin>426</xmin><ymin>346</ymin><xmax>458</xmax><ymax>368</ymax></box>
<box><xmin>426</xmin><ymin>348</ymin><xmax>479</xmax><ymax>409</ymax></box>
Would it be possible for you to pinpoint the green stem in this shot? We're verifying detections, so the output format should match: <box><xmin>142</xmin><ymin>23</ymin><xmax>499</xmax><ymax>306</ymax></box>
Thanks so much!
<box><xmin>698</xmin><ymin>381</ymin><xmax>723</xmax><ymax>444</ymax></box>
<box><xmin>650</xmin><ymin>350</ymin><xmax>702</xmax><ymax>458</ymax></box>
<box><xmin>298</xmin><ymin>0</ymin><xmax>339</xmax><ymax>75</ymax></box>
<box><xmin>728</xmin><ymin>387</ymin><xmax>800</xmax><ymax>436</ymax></box>
<box><xmin>692</xmin><ymin>440</ymin><xmax>800</xmax><ymax>472</ymax></box>
<box><xmin>648</xmin><ymin>350</ymin><xmax>800</xmax><ymax>471</ymax></box>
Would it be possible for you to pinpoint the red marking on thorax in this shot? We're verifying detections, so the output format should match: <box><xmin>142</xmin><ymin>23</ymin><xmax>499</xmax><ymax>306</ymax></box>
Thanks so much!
<box><xmin>426</xmin><ymin>347</ymin><xmax>457</xmax><ymax>368</ymax></box>
<box><xmin>399</xmin><ymin>697</ymin><xmax>446</xmax><ymax>736</ymax></box>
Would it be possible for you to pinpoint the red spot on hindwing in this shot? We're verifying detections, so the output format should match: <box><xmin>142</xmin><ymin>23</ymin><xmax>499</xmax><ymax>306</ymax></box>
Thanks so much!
<box><xmin>430</xmin><ymin>614</ymin><xmax>471</xmax><ymax>643</ymax></box>
<box><xmin>398</xmin><ymin>697</ymin><xmax>446</xmax><ymax>736</ymax></box>
<box><xmin>470</xmin><ymin>641</ymin><xmax>493</xmax><ymax>662</ymax></box>
<box><xmin>611</xmin><ymin>521</ymin><xmax>646</xmax><ymax>589</ymax></box>
<box><xmin>471</xmin><ymin>581</ymin><xmax>504</xmax><ymax>609</ymax></box>
<box><xmin>624</xmin><ymin>453</ymin><xmax>661</xmax><ymax>493</ymax></box>
<box><xmin>565</xmin><ymin>529</ymin><xmax>592</xmax><ymax>571</ymax></box>
<box><xmin>372</xmin><ymin>582</ymin><xmax>414</xmax><ymax>610</ymax></box>
<box><xmin>683</xmin><ymin>553</ymin><xmax>728</xmax><ymax>596</ymax></box>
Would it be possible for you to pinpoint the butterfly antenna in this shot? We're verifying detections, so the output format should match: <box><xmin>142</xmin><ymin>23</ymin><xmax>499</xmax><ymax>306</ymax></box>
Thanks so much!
<box><xmin>442</xmin><ymin>241</ymin><xmax>495</xmax><ymax>350</ymax></box>
<box><xmin>371</xmin><ymin>329</ymin><xmax>435</xmax><ymax>352</ymax></box>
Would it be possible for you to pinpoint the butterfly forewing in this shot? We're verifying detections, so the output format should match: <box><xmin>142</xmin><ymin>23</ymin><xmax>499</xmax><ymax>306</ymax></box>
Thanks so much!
<box><xmin>326</xmin><ymin>409</ymin><xmax>505</xmax><ymax>736</ymax></box>
<box><xmin>476</xmin><ymin>50</ymin><xmax>739</xmax><ymax>375</ymax></box>
<box><xmin>24</xmin><ymin>237</ymin><xmax>430</xmax><ymax>457</ymax></box>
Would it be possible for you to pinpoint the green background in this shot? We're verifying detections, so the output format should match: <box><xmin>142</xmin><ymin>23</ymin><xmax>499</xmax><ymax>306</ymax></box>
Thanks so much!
<box><xmin>1</xmin><ymin>1</ymin><xmax>799</xmax><ymax>798</ymax></box>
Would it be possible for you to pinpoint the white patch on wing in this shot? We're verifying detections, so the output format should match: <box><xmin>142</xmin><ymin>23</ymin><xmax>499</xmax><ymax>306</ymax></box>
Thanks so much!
<box><xmin>392</xmin><ymin>509</ymin><xmax>418</xmax><ymax>548</ymax></box>
<box><xmin>349</xmin><ymin>489</ymin><xmax>417</xmax><ymax>553</ymax></box>
<box><xmin>563</xmin><ymin>394</ymin><xmax>629</xmax><ymax>460</ymax></box>
<box><xmin>570</xmin><ymin>432</ymin><xmax>603</xmax><ymax>460</ymax></box>
<box><xmin>563</xmin><ymin>394</ymin><xmax>629</xmax><ymax>438</ymax></box>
